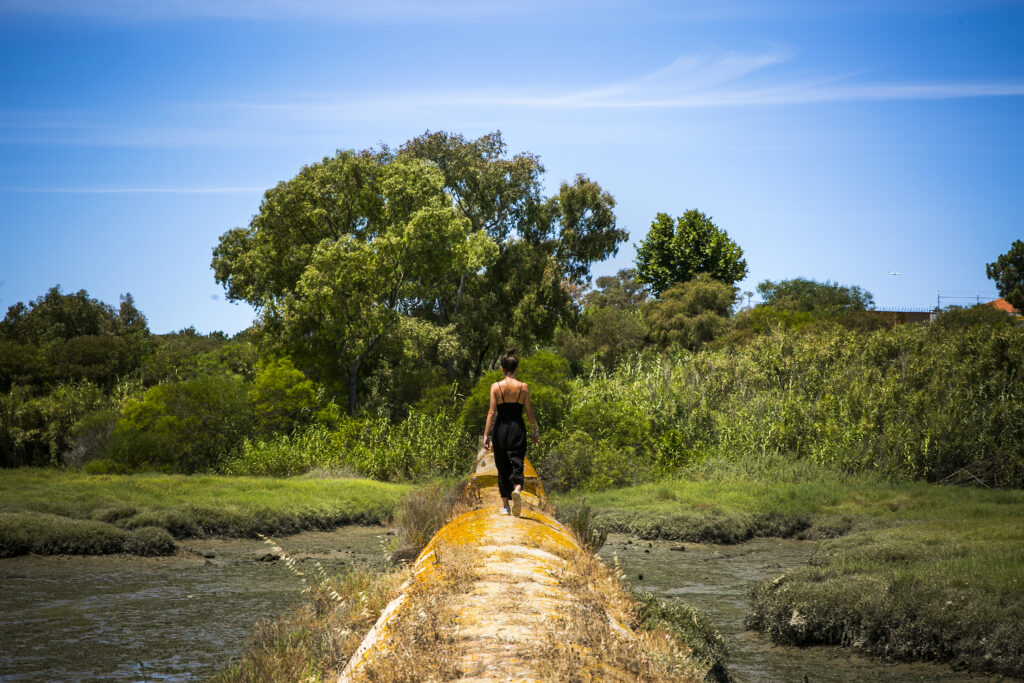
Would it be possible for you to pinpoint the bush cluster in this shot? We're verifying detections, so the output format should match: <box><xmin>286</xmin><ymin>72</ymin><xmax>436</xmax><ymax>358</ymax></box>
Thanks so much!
<box><xmin>532</xmin><ymin>318</ymin><xmax>1023</xmax><ymax>490</ymax></box>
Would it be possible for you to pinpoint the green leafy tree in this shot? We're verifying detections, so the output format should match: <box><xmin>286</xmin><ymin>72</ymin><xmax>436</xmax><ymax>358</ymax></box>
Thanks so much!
<box><xmin>0</xmin><ymin>286</ymin><xmax>118</xmax><ymax>344</ymax></box>
<box><xmin>757</xmin><ymin>277</ymin><xmax>873</xmax><ymax>315</ymax></box>
<box><xmin>248</xmin><ymin>357</ymin><xmax>317</xmax><ymax>437</ymax></box>
<box><xmin>399</xmin><ymin>131</ymin><xmax>627</xmax><ymax>376</ymax></box>
<box><xmin>635</xmin><ymin>210</ymin><xmax>748</xmax><ymax>296</ymax></box>
<box><xmin>0</xmin><ymin>287</ymin><xmax>150</xmax><ymax>390</ymax></box>
<box><xmin>986</xmin><ymin>239</ymin><xmax>1024</xmax><ymax>312</ymax></box>
<box><xmin>557</xmin><ymin>307</ymin><xmax>645</xmax><ymax>370</ymax></box>
<box><xmin>214</xmin><ymin>151</ymin><xmax>496</xmax><ymax>413</ymax></box>
<box><xmin>214</xmin><ymin>132</ymin><xmax>625</xmax><ymax>409</ymax></box>
<box><xmin>583</xmin><ymin>268</ymin><xmax>650</xmax><ymax>310</ymax></box>
<box><xmin>644</xmin><ymin>274</ymin><xmax>736</xmax><ymax>350</ymax></box>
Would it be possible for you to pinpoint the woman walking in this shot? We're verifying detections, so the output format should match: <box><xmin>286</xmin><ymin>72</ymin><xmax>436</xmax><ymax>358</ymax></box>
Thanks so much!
<box><xmin>483</xmin><ymin>348</ymin><xmax>539</xmax><ymax>516</ymax></box>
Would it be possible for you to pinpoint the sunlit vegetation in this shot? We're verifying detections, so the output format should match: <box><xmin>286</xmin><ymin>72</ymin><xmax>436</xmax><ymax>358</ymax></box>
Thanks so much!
<box><xmin>0</xmin><ymin>469</ymin><xmax>409</xmax><ymax>556</ymax></box>
<box><xmin>2</xmin><ymin>132</ymin><xmax>1022</xmax><ymax>675</ymax></box>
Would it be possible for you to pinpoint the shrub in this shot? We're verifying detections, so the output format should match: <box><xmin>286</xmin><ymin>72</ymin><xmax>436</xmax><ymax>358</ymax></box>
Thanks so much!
<box><xmin>644</xmin><ymin>274</ymin><xmax>735</xmax><ymax>350</ymax></box>
<box><xmin>107</xmin><ymin>372</ymin><xmax>252</xmax><ymax>473</ymax></box>
<box><xmin>221</xmin><ymin>424</ymin><xmax>342</xmax><ymax>477</ymax></box>
<box><xmin>248</xmin><ymin>357</ymin><xmax>317</xmax><ymax>437</ymax></box>
<box><xmin>64</xmin><ymin>408</ymin><xmax>117</xmax><ymax>468</ymax></box>
<box><xmin>458</xmin><ymin>349</ymin><xmax>571</xmax><ymax>436</ymax></box>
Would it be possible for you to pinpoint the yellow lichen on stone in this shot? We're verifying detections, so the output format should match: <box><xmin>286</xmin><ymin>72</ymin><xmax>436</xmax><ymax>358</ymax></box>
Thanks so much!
<box><xmin>338</xmin><ymin>449</ymin><xmax>701</xmax><ymax>682</ymax></box>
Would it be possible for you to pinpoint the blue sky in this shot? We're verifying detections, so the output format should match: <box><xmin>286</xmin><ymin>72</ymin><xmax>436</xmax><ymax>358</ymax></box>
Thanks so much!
<box><xmin>1</xmin><ymin>0</ymin><xmax>1021</xmax><ymax>333</ymax></box>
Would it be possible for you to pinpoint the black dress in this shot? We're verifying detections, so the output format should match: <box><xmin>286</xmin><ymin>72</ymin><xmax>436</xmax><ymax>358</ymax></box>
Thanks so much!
<box><xmin>492</xmin><ymin>383</ymin><xmax>527</xmax><ymax>499</ymax></box>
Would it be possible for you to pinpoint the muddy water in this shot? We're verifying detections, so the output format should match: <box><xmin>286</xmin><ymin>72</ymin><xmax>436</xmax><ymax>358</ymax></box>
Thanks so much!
<box><xmin>0</xmin><ymin>526</ymin><xmax>391</xmax><ymax>682</ymax></box>
<box><xmin>0</xmin><ymin>528</ymin><xmax>999</xmax><ymax>682</ymax></box>
<box><xmin>599</xmin><ymin>533</ymin><xmax>989</xmax><ymax>682</ymax></box>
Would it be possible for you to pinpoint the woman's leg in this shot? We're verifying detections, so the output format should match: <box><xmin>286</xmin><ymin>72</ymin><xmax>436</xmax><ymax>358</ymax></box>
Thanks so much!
<box><xmin>493</xmin><ymin>437</ymin><xmax>513</xmax><ymax>503</ymax></box>
<box><xmin>508</xmin><ymin>448</ymin><xmax>525</xmax><ymax>493</ymax></box>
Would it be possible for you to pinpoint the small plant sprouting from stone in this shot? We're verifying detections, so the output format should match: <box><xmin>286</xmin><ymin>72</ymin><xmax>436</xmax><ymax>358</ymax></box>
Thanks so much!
<box><xmin>561</xmin><ymin>499</ymin><xmax>608</xmax><ymax>553</ymax></box>
<box><xmin>257</xmin><ymin>533</ymin><xmax>344</xmax><ymax>608</ymax></box>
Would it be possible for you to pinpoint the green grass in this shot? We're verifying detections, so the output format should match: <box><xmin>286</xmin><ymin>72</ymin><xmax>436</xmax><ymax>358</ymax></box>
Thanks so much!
<box><xmin>553</xmin><ymin>458</ymin><xmax>1024</xmax><ymax>542</ymax></box>
<box><xmin>0</xmin><ymin>468</ymin><xmax>411</xmax><ymax>556</ymax></box>
<box><xmin>555</xmin><ymin>462</ymin><xmax>1024</xmax><ymax>676</ymax></box>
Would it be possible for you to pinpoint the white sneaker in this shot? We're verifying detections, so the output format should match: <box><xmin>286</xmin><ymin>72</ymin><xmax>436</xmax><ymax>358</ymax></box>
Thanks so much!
<box><xmin>498</xmin><ymin>507</ymin><xmax>510</xmax><ymax>515</ymax></box>
<box><xmin>510</xmin><ymin>490</ymin><xmax>522</xmax><ymax>517</ymax></box>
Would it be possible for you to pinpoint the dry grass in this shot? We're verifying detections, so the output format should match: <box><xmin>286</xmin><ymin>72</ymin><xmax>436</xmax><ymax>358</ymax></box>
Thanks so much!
<box><xmin>532</xmin><ymin>543</ymin><xmax>706</xmax><ymax>682</ymax></box>
<box><xmin>387</xmin><ymin>478</ymin><xmax>479</xmax><ymax>562</ymax></box>
<box><xmin>210</xmin><ymin>541</ymin><xmax>408</xmax><ymax>683</ymax></box>
<box><xmin>354</xmin><ymin>542</ymin><xmax>478</xmax><ymax>682</ymax></box>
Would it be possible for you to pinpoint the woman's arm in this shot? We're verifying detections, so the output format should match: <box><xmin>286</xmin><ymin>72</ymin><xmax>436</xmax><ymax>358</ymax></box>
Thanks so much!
<box><xmin>523</xmin><ymin>384</ymin><xmax>539</xmax><ymax>445</ymax></box>
<box><xmin>483</xmin><ymin>383</ymin><xmax>498</xmax><ymax>450</ymax></box>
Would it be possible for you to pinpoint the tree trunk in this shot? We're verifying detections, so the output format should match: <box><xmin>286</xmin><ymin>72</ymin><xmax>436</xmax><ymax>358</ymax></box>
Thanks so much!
<box><xmin>347</xmin><ymin>359</ymin><xmax>360</xmax><ymax>415</ymax></box>
<box><xmin>472</xmin><ymin>343</ymin><xmax>490</xmax><ymax>381</ymax></box>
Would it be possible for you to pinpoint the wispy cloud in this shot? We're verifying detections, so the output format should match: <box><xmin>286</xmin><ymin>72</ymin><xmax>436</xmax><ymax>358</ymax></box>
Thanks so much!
<box><xmin>4</xmin><ymin>51</ymin><xmax>1023</xmax><ymax>148</ymax></box>
<box><xmin>224</xmin><ymin>50</ymin><xmax>1024</xmax><ymax>114</ymax></box>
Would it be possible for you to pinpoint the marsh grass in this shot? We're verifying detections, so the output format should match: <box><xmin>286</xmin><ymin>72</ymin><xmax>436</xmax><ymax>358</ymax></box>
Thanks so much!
<box><xmin>557</xmin><ymin>498</ymin><xmax>609</xmax><ymax>552</ymax></box>
<box><xmin>571</xmin><ymin>475</ymin><xmax>1024</xmax><ymax>677</ymax></box>
<box><xmin>555</xmin><ymin>466</ymin><xmax>1024</xmax><ymax>543</ymax></box>
<box><xmin>746</xmin><ymin>519</ymin><xmax>1024</xmax><ymax>676</ymax></box>
<box><xmin>0</xmin><ymin>511</ymin><xmax>174</xmax><ymax>556</ymax></box>
<box><xmin>0</xmin><ymin>469</ymin><xmax>409</xmax><ymax>555</ymax></box>
<box><xmin>633</xmin><ymin>592</ymin><xmax>730</xmax><ymax>683</ymax></box>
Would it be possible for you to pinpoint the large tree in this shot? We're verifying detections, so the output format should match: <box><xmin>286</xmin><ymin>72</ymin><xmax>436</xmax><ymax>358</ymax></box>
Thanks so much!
<box><xmin>398</xmin><ymin>131</ymin><xmax>626</xmax><ymax>376</ymax></box>
<box><xmin>986</xmin><ymin>240</ymin><xmax>1024</xmax><ymax>313</ymax></box>
<box><xmin>213</xmin><ymin>152</ymin><xmax>495</xmax><ymax>413</ymax></box>
<box><xmin>213</xmin><ymin>132</ymin><xmax>625</xmax><ymax>407</ymax></box>
<box><xmin>634</xmin><ymin>210</ymin><xmax>747</xmax><ymax>296</ymax></box>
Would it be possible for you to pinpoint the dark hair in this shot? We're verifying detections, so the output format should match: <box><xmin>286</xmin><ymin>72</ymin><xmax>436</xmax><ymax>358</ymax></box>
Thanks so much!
<box><xmin>500</xmin><ymin>347</ymin><xmax>519</xmax><ymax>374</ymax></box>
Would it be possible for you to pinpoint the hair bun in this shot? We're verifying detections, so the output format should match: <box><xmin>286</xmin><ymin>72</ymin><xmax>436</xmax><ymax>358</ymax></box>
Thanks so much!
<box><xmin>504</xmin><ymin>347</ymin><xmax>517</xmax><ymax>357</ymax></box>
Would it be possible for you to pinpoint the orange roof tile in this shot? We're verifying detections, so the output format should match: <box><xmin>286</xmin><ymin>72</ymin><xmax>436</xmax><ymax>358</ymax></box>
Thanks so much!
<box><xmin>986</xmin><ymin>297</ymin><xmax>1021</xmax><ymax>315</ymax></box>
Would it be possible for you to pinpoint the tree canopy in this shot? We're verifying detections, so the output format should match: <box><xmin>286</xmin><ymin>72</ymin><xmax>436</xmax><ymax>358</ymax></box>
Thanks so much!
<box><xmin>643</xmin><ymin>274</ymin><xmax>735</xmax><ymax>350</ymax></box>
<box><xmin>583</xmin><ymin>269</ymin><xmax>650</xmax><ymax>310</ymax></box>
<box><xmin>399</xmin><ymin>131</ymin><xmax>626</xmax><ymax>377</ymax></box>
<box><xmin>986</xmin><ymin>239</ymin><xmax>1024</xmax><ymax>313</ymax></box>
<box><xmin>757</xmin><ymin>277</ymin><xmax>873</xmax><ymax>315</ymax></box>
<box><xmin>634</xmin><ymin>210</ymin><xmax>747</xmax><ymax>296</ymax></box>
<box><xmin>213</xmin><ymin>131</ymin><xmax>626</xmax><ymax>411</ymax></box>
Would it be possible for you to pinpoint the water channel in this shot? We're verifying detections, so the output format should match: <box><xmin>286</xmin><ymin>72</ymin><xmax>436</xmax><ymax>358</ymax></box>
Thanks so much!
<box><xmin>0</xmin><ymin>527</ymin><xmax>1001</xmax><ymax>681</ymax></box>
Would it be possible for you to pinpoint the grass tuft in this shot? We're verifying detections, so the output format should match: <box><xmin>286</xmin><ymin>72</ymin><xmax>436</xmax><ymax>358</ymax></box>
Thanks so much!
<box><xmin>386</xmin><ymin>479</ymin><xmax>468</xmax><ymax>556</ymax></box>
<box><xmin>557</xmin><ymin>498</ymin><xmax>609</xmax><ymax>552</ymax></box>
